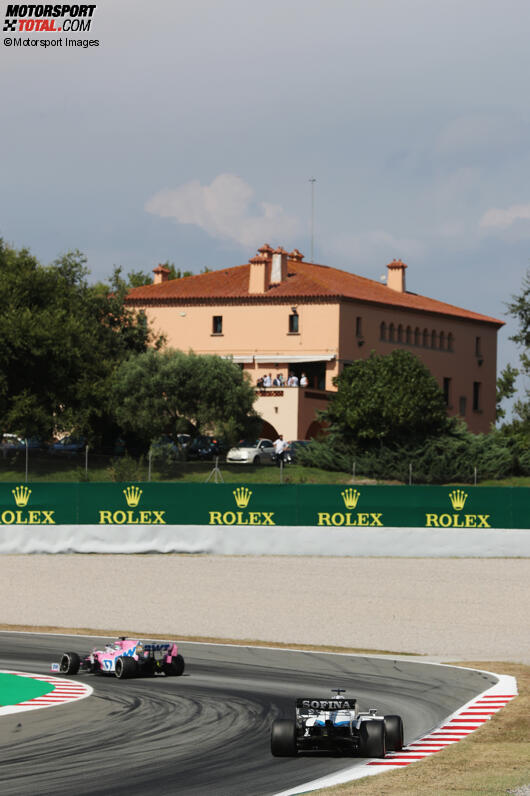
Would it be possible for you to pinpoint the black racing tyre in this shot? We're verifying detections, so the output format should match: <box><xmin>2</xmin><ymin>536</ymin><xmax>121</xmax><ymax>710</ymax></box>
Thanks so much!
<box><xmin>384</xmin><ymin>714</ymin><xmax>404</xmax><ymax>751</ymax></box>
<box><xmin>253</xmin><ymin>456</ymin><xmax>260</xmax><ymax>465</ymax></box>
<box><xmin>359</xmin><ymin>720</ymin><xmax>386</xmax><ymax>758</ymax></box>
<box><xmin>140</xmin><ymin>658</ymin><xmax>156</xmax><ymax>677</ymax></box>
<box><xmin>164</xmin><ymin>654</ymin><xmax>185</xmax><ymax>676</ymax></box>
<box><xmin>115</xmin><ymin>656</ymin><xmax>138</xmax><ymax>679</ymax></box>
<box><xmin>270</xmin><ymin>719</ymin><xmax>298</xmax><ymax>757</ymax></box>
<box><xmin>59</xmin><ymin>652</ymin><xmax>80</xmax><ymax>675</ymax></box>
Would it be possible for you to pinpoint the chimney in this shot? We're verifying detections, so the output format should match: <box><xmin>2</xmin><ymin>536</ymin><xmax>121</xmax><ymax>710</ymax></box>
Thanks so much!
<box><xmin>289</xmin><ymin>248</ymin><xmax>304</xmax><ymax>262</ymax></box>
<box><xmin>248</xmin><ymin>244</ymin><xmax>273</xmax><ymax>293</ymax></box>
<box><xmin>386</xmin><ymin>258</ymin><xmax>407</xmax><ymax>292</ymax></box>
<box><xmin>153</xmin><ymin>264</ymin><xmax>170</xmax><ymax>284</ymax></box>
<box><xmin>270</xmin><ymin>246</ymin><xmax>288</xmax><ymax>284</ymax></box>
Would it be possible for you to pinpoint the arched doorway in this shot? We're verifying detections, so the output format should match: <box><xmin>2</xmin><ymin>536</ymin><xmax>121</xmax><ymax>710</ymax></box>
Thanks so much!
<box><xmin>304</xmin><ymin>420</ymin><xmax>327</xmax><ymax>440</ymax></box>
<box><xmin>260</xmin><ymin>420</ymin><xmax>279</xmax><ymax>440</ymax></box>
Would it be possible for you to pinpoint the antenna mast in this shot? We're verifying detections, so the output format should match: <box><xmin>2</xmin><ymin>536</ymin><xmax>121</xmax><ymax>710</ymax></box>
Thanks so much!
<box><xmin>309</xmin><ymin>177</ymin><xmax>316</xmax><ymax>262</ymax></box>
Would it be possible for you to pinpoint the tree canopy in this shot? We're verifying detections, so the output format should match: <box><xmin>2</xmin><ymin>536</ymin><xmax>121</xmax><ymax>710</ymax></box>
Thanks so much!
<box><xmin>323</xmin><ymin>349</ymin><xmax>450</xmax><ymax>448</ymax></box>
<box><xmin>501</xmin><ymin>268</ymin><xmax>530</xmax><ymax>443</ymax></box>
<box><xmin>110</xmin><ymin>349</ymin><xmax>260</xmax><ymax>445</ymax></box>
<box><xmin>0</xmin><ymin>241</ymin><xmax>161</xmax><ymax>442</ymax></box>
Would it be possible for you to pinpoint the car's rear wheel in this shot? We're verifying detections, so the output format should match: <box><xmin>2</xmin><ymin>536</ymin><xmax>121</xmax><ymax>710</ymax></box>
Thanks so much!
<box><xmin>359</xmin><ymin>720</ymin><xmax>386</xmax><ymax>758</ymax></box>
<box><xmin>384</xmin><ymin>714</ymin><xmax>404</xmax><ymax>751</ymax></box>
<box><xmin>164</xmin><ymin>654</ymin><xmax>185</xmax><ymax>676</ymax></box>
<box><xmin>59</xmin><ymin>652</ymin><xmax>80</xmax><ymax>675</ymax></box>
<box><xmin>115</xmin><ymin>656</ymin><xmax>138</xmax><ymax>679</ymax></box>
<box><xmin>271</xmin><ymin>719</ymin><xmax>298</xmax><ymax>756</ymax></box>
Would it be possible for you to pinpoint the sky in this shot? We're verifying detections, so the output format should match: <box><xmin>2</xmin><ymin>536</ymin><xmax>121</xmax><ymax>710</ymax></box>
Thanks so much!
<box><xmin>2</xmin><ymin>0</ymin><xmax>529</xmax><ymax>414</ymax></box>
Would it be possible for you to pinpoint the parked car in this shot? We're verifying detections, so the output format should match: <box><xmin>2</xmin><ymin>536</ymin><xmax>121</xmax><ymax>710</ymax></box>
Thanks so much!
<box><xmin>53</xmin><ymin>636</ymin><xmax>185</xmax><ymax>679</ymax></box>
<box><xmin>187</xmin><ymin>435</ymin><xmax>227</xmax><ymax>461</ymax></box>
<box><xmin>284</xmin><ymin>440</ymin><xmax>310</xmax><ymax>464</ymax></box>
<box><xmin>0</xmin><ymin>434</ymin><xmax>25</xmax><ymax>456</ymax></box>
<box><xmin>226</xmin><ymin>438</ymin><xmax>275</xmax><ymax>465</ymax></box>
<box><xmin>271</xmin><ymin>689</ymin><xmax>404</xmax><ymax>757</ymax></box>
<box><xmin>3</xmin><ymin>435</ymin><xmax>48</xmax><ymax>454</ymax></box>
<box><xmin>50</xmin><ymin>435</ymin><xmax>87</xmax><ymax>454</ymax></box>
<box><xmin>150</xmin><ymin>434</ymin><xmax>191</xmax><ymax>460</ymax></box>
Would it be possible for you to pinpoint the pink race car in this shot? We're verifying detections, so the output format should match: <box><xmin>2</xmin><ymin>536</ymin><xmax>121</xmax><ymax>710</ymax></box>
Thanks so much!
<box><xmin>53</xmin><ymin>637</ymin><xmax>185</xmax><ymax>679</ymax></box>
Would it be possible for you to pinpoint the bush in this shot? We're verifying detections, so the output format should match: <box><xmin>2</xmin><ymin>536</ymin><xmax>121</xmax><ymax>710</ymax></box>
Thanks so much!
<box><xmin>297</xmin><ymin>426</ymin><xmax>530</xmax><ymax>484</ymax></box>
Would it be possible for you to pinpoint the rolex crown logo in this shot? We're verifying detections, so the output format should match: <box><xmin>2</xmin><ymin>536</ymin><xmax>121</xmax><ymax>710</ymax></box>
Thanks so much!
<box><xmin>448</xmin><ymin>489</ymin><xmax>468</xmax><ymax>511</ymax></box>
<box><xmin>123</xmin><ymin>486</ymin><xmax>142</xmax><ymax>508</ymax></box>
<box><xmin>233</xmin><ymin>487</ymin><xmax>252</xmax><ymax>509</ymax></box>
<box><xmin>341</xmin><ymin>488</ymin><xmax>360</xmax><ymax>509</ymax></box>
<box><xmin>12</xmin><ymin>485</ymin><xmax>31</xmax><ymax>507</ymax></box>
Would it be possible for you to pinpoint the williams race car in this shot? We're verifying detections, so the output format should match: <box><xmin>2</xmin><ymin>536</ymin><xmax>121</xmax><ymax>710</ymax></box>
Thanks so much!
<box><xmin>52</xmin><ymin>637</ymin><xmax>185</xmax><ymax>679</ymax></box>
<box><xmin>271</xmin><ymin>689</ymin><xmax>403</xmax><ymax>757</ymax></box>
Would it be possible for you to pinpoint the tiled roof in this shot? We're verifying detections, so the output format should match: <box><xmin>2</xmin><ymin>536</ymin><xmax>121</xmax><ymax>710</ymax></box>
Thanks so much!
<box><xmin>126</xmin><ymin>258</ymin><xmax>503</xmax><ymax>326</ymax></box>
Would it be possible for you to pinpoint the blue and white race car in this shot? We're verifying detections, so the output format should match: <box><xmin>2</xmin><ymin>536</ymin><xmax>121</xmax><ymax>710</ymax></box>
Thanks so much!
<box><xmin>271</xmin><ymin>689</ymin><xmax>403</xmax><ymax>757</ymax></box>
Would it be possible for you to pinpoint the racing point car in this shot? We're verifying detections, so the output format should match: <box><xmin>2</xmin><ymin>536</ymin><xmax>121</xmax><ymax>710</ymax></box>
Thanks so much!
<box><xmin>53</xmin><ymin>637</ymin><xmax>185</xmax><ymax>679</ymax></box>
<box><xmin>271</xmin><ymin>689</ymin><xmax>403</xmax><ymax>757</ymax></box>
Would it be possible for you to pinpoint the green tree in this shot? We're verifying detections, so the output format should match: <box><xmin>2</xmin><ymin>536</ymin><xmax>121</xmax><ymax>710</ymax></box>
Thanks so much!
<box><xmin>323</xmin><ymin>349</ymin><xmax>450</xmax><ymax>448</ymax></box>
<box><xmin>506</xmin><ymin>268</ymin><xmax>530</xmax><ymax>425</ymax></box>
<box><xmin>496</xmin><ymin>363</ymin><xmax>519</xmax><ymax>421</ymax></box>
<box><xmin>0</xmin><ymin>241</ymin><xmax>161</xmax><ymax>442</ymax></box>
<box><xmin>110</xmin><ymin>349</ymin><xmax>260</xmax><ymax>445</ymax></box>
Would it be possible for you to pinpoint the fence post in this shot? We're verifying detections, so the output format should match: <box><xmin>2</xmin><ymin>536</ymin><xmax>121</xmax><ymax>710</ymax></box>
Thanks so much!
<box><xmin>85</xmin><ymin>445</ymin><xmax>89</xmax><ymax>478</ymax></box>
<box><xmin>352</xmin><ymin>461</ymin><xmax>356</xmax><ymax>483</ymax></box>
<box><xmin>280</xmin><ymin>459</ymin><xmax>283</xmax><ymax>484</ymax></box>
<box><xmin>474</xmin><ymin>466</ymin><xmax>477</xmax><ymax>486</ymax></box>
<box><xmin>25</xmin><ymin>438</ymin><xmax>29</xmax><ymax>483</ymax></box>
<box><xmin>409</xmin><ymin>462</ymin><xmax>413</xmax><ymax>486</ymax></box>
<box><xmin>148</xmin><ymin>450</ymin><xmax>152</xmax><ymax>482</ymax></box>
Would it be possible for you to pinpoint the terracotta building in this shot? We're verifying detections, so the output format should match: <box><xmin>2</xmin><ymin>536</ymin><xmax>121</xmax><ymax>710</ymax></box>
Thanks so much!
<box><xmin>125</xmin><ymin>245</ymin><xmax>503</xmax><ymax>439</ymax></box>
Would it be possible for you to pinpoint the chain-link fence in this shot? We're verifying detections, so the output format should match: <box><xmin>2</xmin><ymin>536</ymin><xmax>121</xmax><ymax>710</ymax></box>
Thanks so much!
<box><xmin>0</xmin><ymin>444</ymin><xmax>498</xmax><ymax>485</ymax></box>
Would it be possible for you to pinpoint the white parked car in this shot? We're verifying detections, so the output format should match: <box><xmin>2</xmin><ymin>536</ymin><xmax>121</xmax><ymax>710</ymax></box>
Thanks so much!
<box><xmin>226</xmin><ymin>438</ymin><xmax>275</xmax><ymax>465</ymax></box>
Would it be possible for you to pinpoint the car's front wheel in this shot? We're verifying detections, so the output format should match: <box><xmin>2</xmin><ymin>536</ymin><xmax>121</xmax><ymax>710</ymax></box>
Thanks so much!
<box><xmin>271</xmin><ymin>719</ymin><xmax>298</xmax><ymax>756</ymax></box>
<box><xmin>253</xmin><ymin>456</ymin><xmax>261</xmax><ymax>465</ymax></box>
<box><xmin>115</xmin><ymin>656</ymin><xmax>138</xmax><ymax>679</ymax></box>
<box><xmin>59</xmin><ymin>652</ymin><xmax>80</xmax><ymax>675</ymax></box>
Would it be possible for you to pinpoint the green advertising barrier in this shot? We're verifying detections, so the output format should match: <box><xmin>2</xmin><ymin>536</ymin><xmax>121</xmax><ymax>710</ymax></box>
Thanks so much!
<box><xmin>0</xmin><ymin>482</ymin><xmax>528</xmax><ymax>529</ymax></box>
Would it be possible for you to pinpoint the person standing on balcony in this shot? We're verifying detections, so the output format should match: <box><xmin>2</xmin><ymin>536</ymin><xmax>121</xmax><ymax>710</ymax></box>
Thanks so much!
<box><xmin>287</xmin><ymin>371</ymin><xmax>299</xmax><ymax>387</ymax></box>
<box><xmin>263</xmin><ymin>373</ymin><xmax>272</xmax><ymax>387</ymax></box>
<box><xmin>300</xmin><ymin>372</ymin><xmax>308</xmax><ymax>387</ymax></box>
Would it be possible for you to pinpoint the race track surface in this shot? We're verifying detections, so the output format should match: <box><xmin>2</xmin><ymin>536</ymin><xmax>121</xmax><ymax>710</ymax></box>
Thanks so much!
<box><xmin>0</xmin><ymin>632</ymin><xmax>495</xmax><ymax>795</ymax></box>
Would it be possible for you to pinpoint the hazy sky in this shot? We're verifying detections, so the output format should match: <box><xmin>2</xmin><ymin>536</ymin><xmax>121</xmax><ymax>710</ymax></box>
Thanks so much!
<box><xmin>2</xmin><ymin>0</ymin><xmax>529</xmax><ymax>410</ymax></box>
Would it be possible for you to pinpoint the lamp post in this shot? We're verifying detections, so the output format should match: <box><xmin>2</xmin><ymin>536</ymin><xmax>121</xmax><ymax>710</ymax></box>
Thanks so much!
<box><xmin>309</xmin><ymin>177</ymin><xmax>316</xmax><ymax>263</ymax></box>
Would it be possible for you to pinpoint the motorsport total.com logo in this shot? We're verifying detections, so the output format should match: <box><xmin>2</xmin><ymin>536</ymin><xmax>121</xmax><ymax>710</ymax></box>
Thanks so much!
<box><xmin>3</xmin><ymin>4</ymin><xmax>98</xmax><ymax>47</ymax></box>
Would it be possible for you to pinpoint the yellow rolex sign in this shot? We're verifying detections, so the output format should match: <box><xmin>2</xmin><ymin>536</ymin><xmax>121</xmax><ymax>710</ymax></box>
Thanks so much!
<box><xmin>0</xmin><ymin>485</ymin><xmax>55</xmax><ymax>525</ymax></box>
<box><xmin>208</xmin><ymin>487</ymin><xmax>276</xmax><ymax>525</ymax></box>
<box><xmin>425</xmin><ymin>489</ymin><xmax>491</xmax><ymax>528</ymax></box>
<box><xmin>98</xmin><ymin>486</ymin><xmax>166</xmax><ymax>524</ymax></box>
<box><xmin>317</xmin><ymin>488</ymin><xmax>384</xmax><ymax>527</ymax></box>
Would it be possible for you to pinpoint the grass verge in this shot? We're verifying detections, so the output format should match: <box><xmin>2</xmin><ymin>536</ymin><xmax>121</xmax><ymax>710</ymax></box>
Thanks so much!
<box><xmin>0</xmin><ymin>624</ymin><xmax>416</xmax><ymax>656</ymax></box>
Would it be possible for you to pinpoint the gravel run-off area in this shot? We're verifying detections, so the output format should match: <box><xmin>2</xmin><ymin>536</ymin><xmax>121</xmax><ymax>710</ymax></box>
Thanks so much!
<box><xmin>1</xmin><ymin>555</ymin><xmax>529</xmax><ymax>664</ymax></box>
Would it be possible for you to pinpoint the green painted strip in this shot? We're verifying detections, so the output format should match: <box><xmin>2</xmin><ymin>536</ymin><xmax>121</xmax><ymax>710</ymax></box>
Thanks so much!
<box><xmin>0</xmin><ymin>673</ymin><xmax>55</xmax><ymax>706</ymax></box>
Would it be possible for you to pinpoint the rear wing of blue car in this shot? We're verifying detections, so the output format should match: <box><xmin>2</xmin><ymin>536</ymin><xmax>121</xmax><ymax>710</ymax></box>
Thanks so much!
<box><xmin>296</xmin><ymin>698</ymin><xmax>357</xmax><ymax>711</ymax></box>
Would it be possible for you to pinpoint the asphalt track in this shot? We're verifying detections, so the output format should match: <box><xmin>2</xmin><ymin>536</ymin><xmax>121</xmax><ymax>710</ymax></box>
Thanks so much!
<box><xmin>0</xmin><ymin>632</ymin><xmax>496</xmax><ymax>796</ymax></box>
